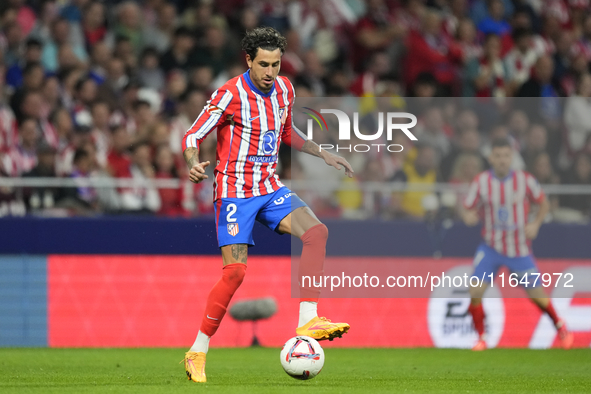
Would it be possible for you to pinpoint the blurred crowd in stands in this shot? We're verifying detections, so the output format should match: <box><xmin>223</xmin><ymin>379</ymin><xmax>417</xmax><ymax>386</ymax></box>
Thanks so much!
<box><xmin>0</xmin><ymin>0</ymin><xmax>590</xmax><ymax>221</ymax></box>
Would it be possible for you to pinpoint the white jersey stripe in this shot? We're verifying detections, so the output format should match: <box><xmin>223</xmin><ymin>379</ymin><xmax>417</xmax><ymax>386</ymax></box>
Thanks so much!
<box><xmin>220</xmin><ymin>123</ymin><xmax>234</xmax><ymax>200</ymax></box>
<box><xmin>251</xmin><ymin>94</ymin><xmax>267</xmax><ymax>196</ymax></box>
<box><xmin>235</xmin><ymin>79</ymin><xmax>252</xmax><ymax>199</ymax></box>
<box><xmin>185</xmin><ymin>91</ymin><xmax>233</xmax><ymax>146</ymax></box>
<box><xmin>516</xmin><ymin>171</ymin><xmax>528</xmax><ymax>256</ymax></box>
<box><xmin>480</xmin><ymin>174</ymin><xmax>492</xmax><ymax>244</ymax></box>
<box><xmin>491</xmin><ymin>177</ymin><xmax>503</xmax><ymax>253</ymax></box>
<box><xmin>504</xmin><ymin>177</ymin><xmax>516</xmax><ymax>257</ymax></box>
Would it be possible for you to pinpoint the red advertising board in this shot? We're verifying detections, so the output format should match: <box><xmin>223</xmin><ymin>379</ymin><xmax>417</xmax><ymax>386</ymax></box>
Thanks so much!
<box><xmin>48</xmin><ymin>256</ymin><xmax>591</xmax><ymax>348</ymax></box>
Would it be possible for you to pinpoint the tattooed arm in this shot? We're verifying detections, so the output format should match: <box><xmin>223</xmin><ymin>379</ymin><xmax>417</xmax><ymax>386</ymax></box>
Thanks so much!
<box><xmin>183</xmin><ymin>147</ymin><xmax>210</xmax><ymax>184</ymax></box>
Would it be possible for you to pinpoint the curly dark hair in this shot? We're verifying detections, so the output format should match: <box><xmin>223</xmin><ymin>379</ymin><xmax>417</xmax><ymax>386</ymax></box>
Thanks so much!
<box><xmin>241</xmin><ymin>27</ymin><xmax>287</xmax><ymax>60</ymax></box>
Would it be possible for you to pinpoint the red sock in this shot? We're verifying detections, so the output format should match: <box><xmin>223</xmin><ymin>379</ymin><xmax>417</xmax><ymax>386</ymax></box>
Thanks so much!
<box><xmin>468</xmin><ymin>303</ymin><xmax>485</xmax><ymax>338</ymax></box>
<box><xmin>538</xmin><ymin>301</ymin><xmax>560</xmax><ymax>326</ymax></box>
<box><xmin>200</xmin><ymin>263</ymin><xmax>246</xmax><ymax>337</ymax></box>
<box><xmin>299</xmin><ymin>223</ymin><xmax>328</xmax><ymax>303</ymax></box>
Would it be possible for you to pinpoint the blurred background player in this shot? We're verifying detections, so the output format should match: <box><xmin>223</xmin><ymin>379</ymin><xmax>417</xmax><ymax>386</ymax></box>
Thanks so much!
<box><xmin>462</xmin><ymin>137</ymin><xmax>574</xmax><ymax>351</ymax></box>
<box><xmin>181</xmin><ymin>27</ymin><xmax>353</xmax><ymax>383</ymax></box>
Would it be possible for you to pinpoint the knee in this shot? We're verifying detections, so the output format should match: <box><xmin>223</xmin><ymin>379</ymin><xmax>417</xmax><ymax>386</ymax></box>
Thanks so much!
<box><xmin>222</xmin><ymin>263</ymin><xmax>247</xmax><ymax>285</ymax></box>
<box><xmin>315</xmin><ymin>223</ymin><xmax>329</xmax><ymax>242</ymax></box>
<box><xmin>303</xmin><ymin>223</ymin><xmax>328</xmax><ymax>244</ymax></box>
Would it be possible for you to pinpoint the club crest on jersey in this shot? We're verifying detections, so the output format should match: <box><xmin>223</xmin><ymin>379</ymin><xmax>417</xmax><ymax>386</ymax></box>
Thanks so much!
<box><xmin>227</xmin><ymin>223</ymin><xmax>239</xmax><ymax>236</ymax></box>
<box><xmin>279</xmin><ymin>107</ymin><xmax>287</xmax><ymax>124</ymax></box>
<box><xmin>206</xmin><ymin>104</ymin><xmax>223</xmax><ymax>115</ymax></box>
<box><xmin>497</xmin><ymin>207</ymin><xmax>509</xmax><ymax>222</ymax></box>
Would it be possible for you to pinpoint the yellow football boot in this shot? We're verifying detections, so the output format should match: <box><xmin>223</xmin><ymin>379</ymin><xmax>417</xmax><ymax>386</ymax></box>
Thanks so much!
<box><xmin>296</xmin><ymin>316</ymin><xmax>350</xmax><ymax>341</ymax></box>
<box><xmin>183</xmin><ymin>351</ymin><xmax>206</xmax><ymax>383</ymax></box>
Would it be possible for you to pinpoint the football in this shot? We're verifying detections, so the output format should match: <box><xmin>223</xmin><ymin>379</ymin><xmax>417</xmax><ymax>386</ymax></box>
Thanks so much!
<box><xmin>280</xmin><ymin>336</ymin><xmax>325</xmax><ymax>380</ymax></box>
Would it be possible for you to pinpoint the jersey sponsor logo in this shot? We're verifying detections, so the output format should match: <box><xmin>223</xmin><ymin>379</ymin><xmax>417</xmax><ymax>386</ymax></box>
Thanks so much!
<box><xmin>248</xmin><ymin>115</ymin><xmax>260</xmax><ymax>121</ymax></box>
<box><xmin>274</xmin><ymin>192</ymin><xmax>294</xmax><ymax>205</ymax></box>
<box><xmin>247</xmin><ymin>155</ymin><xmax>277</xmax><ymax>163</ymax></box>
<box><xmin>227</xmin><ymin>223</ymin><xmax>239</xmax><ymax>236</ymax></box>
<box><xmin>262</xmin><ymin>131</ymin><xmax>276</xmax><ymax>155</ymax></box>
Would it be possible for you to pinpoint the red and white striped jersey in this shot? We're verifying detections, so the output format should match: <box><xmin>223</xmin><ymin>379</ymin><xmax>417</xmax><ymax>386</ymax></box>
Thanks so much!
<box><xmin>182</xmin><ymin>71</ymin><xmax>306</xmax><ymax>200</ymax></box>
<box><xmin>464</xmin><ymin>170</ymin><xmax>545</xmax><ymax>257</ymax></box>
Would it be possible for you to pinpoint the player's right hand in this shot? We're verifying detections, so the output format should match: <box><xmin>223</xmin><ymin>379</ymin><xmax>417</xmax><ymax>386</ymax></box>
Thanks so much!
<box><xmin>462</xmin><ymin>210</ymin><xmax>479</xmax><ymax>226</ymax></box>
<box><xmin>189</xmin><ymin>161</ymin><xmax>210</xmax><ymax>184</ymax></box>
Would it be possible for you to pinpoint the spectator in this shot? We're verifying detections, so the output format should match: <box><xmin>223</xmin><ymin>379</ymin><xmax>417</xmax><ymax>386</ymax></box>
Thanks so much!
<box><xmin>7</xmin><ymin>117</ymin><xmax>39</xmax><ymax>176</ymax></box>
<box><xmin>51</xmin><ymin>106</ymin><xmax>74</xmax><ymax>171</ymax></box>
<box><xmin>113</xmin><ymin>35</ymin><xmax>137</xmax><ymax>70</ymax></box>
<box><xmin>516</xmin><ymin>55</ymin><xmax>564</xmax><ymax>98</ymax></box>
<box><xmin>464</xmin><ymin>33</ymin><xmax>507</xmax><ymax>97</ymax></box>
<box><xmin>107</xmin><ymin>1</ymin><xmax>144</xmax><ymax>55</ymax></box>
<box><xmin>0</xmin><ymin>65</ymin><xmax>18</xmax><ymax>152</ymax></box>
<box><xmin>70</xmin><ymin>148</ymin><xmax>99</xmax><ymax>211</ymax></box>
<box><xmin>553</xmin><ymin>30</ymin><xmax>575</xmax><ymax>89</ymax></box>
<box><xmin>130</xmin><ymin>99</ymin><xmax>156</xmax><ymax>143</ymax></box>
<box><xmin>529</xmin><ymin>151</ymin><xmax>560</xmax><ymax>211</ymax></box>
<box><xmin>414</xmin><ymin>106</ymin><xmax>451</xmax><ymax>158</ymax></box>
<box><xmin>42</xmin><ymin>74</ymin><xmax>62</xmax><ymax>110</ymax></box>
<box><xmin>507</xmin><ymin>109</ymin><xmax>530</xmax><ymax>146</ymax></box>
<box><xmin>96</xmin><ymin>57</ymin><xmax>128</xmax><ymax>109</ymax></box>
<box><xmin>516</xmin><ymin>55</ymin><xmax>564</xmax><ymax>159</ymax></box>
<box><xmin>41</xmin><ymin>17</ymin><xmax>88</xmax><ymax>72</ymax></box>
<box><xmin>404</xmin><ymin>9</ymin><xmax>462</xmax><ymax>93</ymax></box>
<box><xmin>455</xmin><ymin>18</ymin><xmax>483</xmax><ymax>65</ymax></box>
<box><xmin>138</xmin><ymin>47</ymin><xmax>166</xmax><ymax>92</ymax></box>
<box><xmin>352</xmin><ymin>0</ymin><xmax>405</xmax><ymax>73</ymax></box>
<box><xmin>81</xmin><ymin>1</ymin><xmax>106</xmax><ymax>49</ymax></box>
<box><xmin>476</xmin><ymin>0</ymin><xmax>511</xmax><ymax>35</ymax></box>
<box><xmin>560</xmin><ymin>153</ymin><xmax>591</xmax><ymax>216</ymax></box>
<box><xmin>391</xmin><ymin>144</ymin><xmax>439</xmax><ymax>219</ymax></box>
<box><xmin>169</xmin><ymin>89</ymin><xmax>206</xmax><ymax>156</ymax></box>
<box><xmin>449</xmin><ymin>152</ymin><xmax>484</xmax><ymax>184</ymax></box>
<box><xmin>106</xmin><ymin>125</ymin><xmax>131</xmax><ymax>178</ymax></box>
<box><xmin>5</xmin><ymin>37</ymin><xmax>43</xmax><ymax>90</ymax></box>
<box><xmin>88</xmin><ymin>41</ymin><xmax>110</xmax><ymax>84</ymax></box>
<box><xmin>191</xmin><ymin>25</ymin><xmax>236</xmax><ymax>77</ymax></box>
<box><xmin>2</xmin><ymin>21</ymin><xmax>24</xmax><ymax>67</ymax></box>
<box><xmin>295</xmin><ymin>50</ymin><xmax>327</xmax><ymax>97</ymax></box>
<box><xmin>89</xmin><ymin>100</ymin><xmax>111</xmax><ymax>168</ymax></box>
<box><xmin>160</xmin><ymin>26</ymin><xmax>196</xmax><ymax>74</ymax></box>
<box><xmin>349</xmin><ymin>51</ymin><xmax>391</xmax><ymax>97</ymax></box>
<box><xmin>521</xmin><ymin>123</ymin><xmax>549</xmax><ymax>169</ymax></box>
<box><xmin>22</xmin><ymin>142</ymin><xmax>71</xmax><ymax>212</ymax></box>
<box><xmin>142</xmin><ymin>2</ymin><xmax>177</xmax><ymax>54</ymax></box>
<box><xmin>441</xmin><ymin>129</ymin><xmax>487</xmax><ymax>181</ymax></box>
<box><xmin>0</xmin><ymin>167</ymin><xmax>26</xmax><ymax>217</ymax></box>
<box><xmin>564</xmin><ymin>73</ymin><xmax>591</xmax><ymax>154</ymax></box>
<box><xmin>10</xmin><ymin>62</ymin><xmax>46</xmax><ymax>120</ymax></box>
<box><xmin>11</xmin><ymin>0</ymin><xmax>37</xmax><ymax>38</ymax></box>
<box><xmin>154</xmin><ymin>144</ymin><xmax>183</xmax><ymax>216</ymax></box>
<box><xmin>504</xmin><ymin>27</ymin><xmax>539</xmax><ymax>94</ymax></box>
<box><xmin>118</xmin><ymin>141</ymin><xmax>161</xmax><ymax>214</ymax></box>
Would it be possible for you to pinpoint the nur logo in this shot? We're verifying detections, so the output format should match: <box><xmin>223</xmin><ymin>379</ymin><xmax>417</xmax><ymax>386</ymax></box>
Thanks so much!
<box><xmin>302</xmin><ymin>107</ymin><xmax>418</xmax><ymax>153</ymax></box>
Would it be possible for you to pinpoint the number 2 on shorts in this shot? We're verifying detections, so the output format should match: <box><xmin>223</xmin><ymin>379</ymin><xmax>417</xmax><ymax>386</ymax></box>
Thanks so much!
<box><xmin>226</xmin><ymin>203</ymin><xmax>237</xmax><ymax>222</ymax></box>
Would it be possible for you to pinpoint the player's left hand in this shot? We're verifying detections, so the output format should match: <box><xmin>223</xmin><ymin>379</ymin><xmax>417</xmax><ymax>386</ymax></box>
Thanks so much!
<box><xmin>525</xmin><ymin>222</ymin><xmax>540</xmax><ymax>240</ymax></box>
<box><xmin>323</xmin><ymin>152</ymin><xmax>354</xmax><ymax>178</ymax></box>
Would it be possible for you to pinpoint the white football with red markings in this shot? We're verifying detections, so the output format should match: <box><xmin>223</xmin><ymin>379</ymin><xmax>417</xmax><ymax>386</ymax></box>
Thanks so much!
<box><xmin>280</xmin><ymin>336</ymin><xmax>325</xmax><ymax>380</ymax></box>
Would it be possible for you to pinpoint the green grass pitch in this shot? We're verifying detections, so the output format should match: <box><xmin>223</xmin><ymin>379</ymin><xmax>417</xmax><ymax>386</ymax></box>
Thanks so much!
<box><xmin>1</xmin><ymin>347</ymin><xmax>590</xmax><ymax>393</ymax></box>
